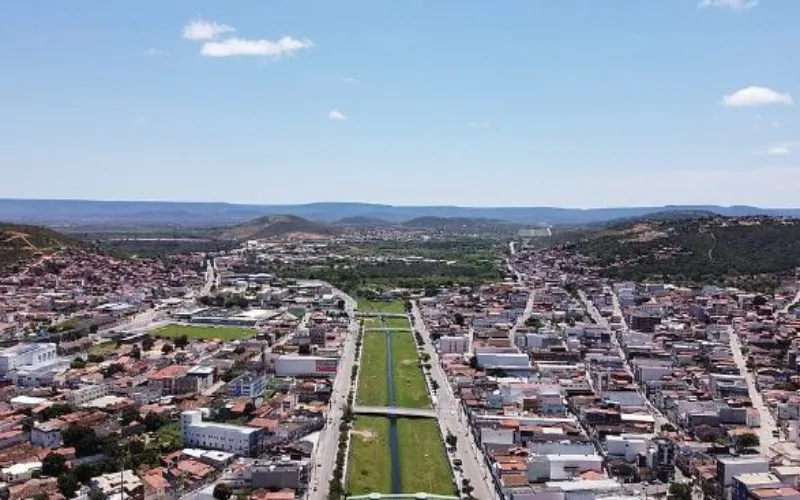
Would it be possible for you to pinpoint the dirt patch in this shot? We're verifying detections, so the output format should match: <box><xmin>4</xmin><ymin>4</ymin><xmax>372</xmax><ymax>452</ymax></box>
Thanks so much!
<box><xmin>401</xmin><ymin>359</ymin><xmax>415</xmax><ymax>366</ymax></box>
<box><xmin>351</xmin><ymin>429</ymin><xmax>375</xmax><ymax>441</ymax></box>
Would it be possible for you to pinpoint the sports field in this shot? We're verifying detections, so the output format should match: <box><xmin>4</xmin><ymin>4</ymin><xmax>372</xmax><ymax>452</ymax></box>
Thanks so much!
<box><xmin>152</xmin><ymin>323</ymin><xmax>256</xmax><ymax>340</ymax></box>
<box><xmin>357</xmin><ymin>332</ymin><xmax>389</xmax><ymax>406</ymax></box>
<box><xmin>348</xmin><ymin>416</ymin><xmax>393</xmax><ymax>496</ymax></box>
<box><xmin>390</xmin><ymin>332</ymin><xmax>430</xmax><ymax>408</ymax></box>
<box><xmin>397</xmin><ymin>418</ymin><xmax>454</xmax><ymax>495</ymax></box>
<box><xmin>362</xmin><ymin>317</ymin><xmax>383</xmax><ymax>330</ymax></box>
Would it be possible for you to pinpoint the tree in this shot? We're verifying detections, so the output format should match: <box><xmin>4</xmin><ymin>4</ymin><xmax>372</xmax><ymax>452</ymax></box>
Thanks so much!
<box><xmin>669</xmin><ymin>483</ymin><xmax>693</xmax><ymax>500</ymax></box>
<box><xmin>453</xmin><ymin>313</ymin><xmax>465</xmax><ymax>326</ymax></box>
<box><xmin>736</xmin><ymin>433</ymin><xmax>760</xmax><ymax>452</ymax></box>
<box><xmin>70</xmin><ymin>357</ymin><xmax>87</xmax><ymax>369</ymax></box>
<box><xmin>130</xmin><ymin>345</ymin><xmax>141</xmax><ymax>361</ymax></box>
<box><xmin>57</xmin><ymin>473</ymin><xmax>80</xmax><ymax>499</ymax></box>
<box><xmin>87</xmin><ymin>353</ymin><xmax>105</xmax><ymax>364</ymax></box>
<box><xmin>42</xmin><ymin>452</ymin><xmax>67</xmax><ymax>477</ymax></box>
<box><xmin>161</xmin><ymin>343</ymin><xmax>174</xmax><ymax>355</ymax></box>
<box><xmin>174</xmin><ymin>334</ymin><xmax>189</xmax><ymax>350</ymax></box>
<box><xmin>243</xmin><ymin>402</ymin><xmax>256</xmax><ymax>415</ymax></box>
<box><xmin>141</xmin><ymin>336</ymin><xmax>155</xmax><ymax>352</ymax></box>
<box><xmin>213</xmin><ymin>483</ymin><xmax>233</xmax><ymax>500</ymax></box>
<box><xmin>753</xmin><ymin>295</ymin><xmax>768</xmax><ymax>307</ymax></box>
<box><xmin>88</xmin><ymin>490</ymin><xmax>107</xmax><ymax>500</ymax></box>
<box><xmin>661</xmin><ymin>423</ymin><xmax>676</xmax><ymax>433</ymax></box>
<box><xmin>120</xmin><ymin>407</ymin><xmax>141</xmax><ymax>426</ymax></box>
<box><xmin>62</xmin><ymin>425</ymin><xmax>99</xmax><ymax>457</ymax></box>
<box><xmin>32</xmin><ymin>494</ymin><xmax>48</xmax><ymax>500</ymax></box>
<box><xmin>298</xmin><ymin>344</ymin><xmax>312</xmax><ymax>355</ymax></box>
<box><xmin>144</xmin><ymin>412</ymin><xmax>167</xmax><ymax>433</ymax></box>
<box><xmin>73</xmin><ymin>463</ymin><xmax>97</xmax><ymax>484</ymax></box>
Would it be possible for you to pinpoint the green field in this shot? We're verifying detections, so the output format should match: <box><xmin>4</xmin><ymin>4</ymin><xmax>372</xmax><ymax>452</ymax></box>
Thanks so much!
<box><xmin>348</xmin><ymin>416</ymin><xmax>393</xmax><ymax>496</ymax></box>
<box><xmin>397</xmin><ymin>419</ymin><xmax>454</xmax><ymax>495</ymax></box>
<box><xmin>385</xmin><ymin>317</ymin><xmax>411</xmax><ymax>330</ymax></box>
<box><xmin>152</xmin><ymin>323</ymin><xmax>256</xmax><ymax>340</ymax></box>
<box><xmin>362</xmin><ymin>317</ymin><xmax>382</xmax><ymax>330</ymax></box>
<box><xmin>391</xmin><ymin>333</ymin><xmax>430</xmax><ymax>408</ymax></box>
<box><xmin>358</xmin><ymin>298</ymin><xmax>406</xmax><ymax>314</ymax></box>
<box><xmin>357</xmin><ymin>332</ymin><xmax>389</xmax><ymax>406</ymax></box>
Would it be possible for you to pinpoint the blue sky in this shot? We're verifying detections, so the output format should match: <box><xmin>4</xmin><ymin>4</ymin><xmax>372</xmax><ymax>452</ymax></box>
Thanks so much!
<box><xmin>1</xmin><ymin>0</ymin><xmax>798</xmax><ymax>208</ymax></box>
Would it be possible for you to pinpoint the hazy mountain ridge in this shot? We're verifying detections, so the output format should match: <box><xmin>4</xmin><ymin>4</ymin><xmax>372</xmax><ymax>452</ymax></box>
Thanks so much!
<box><xmin>1</xmin><ymin>199</ymin><xmax>799</xmax><ymax>228</ymax></box>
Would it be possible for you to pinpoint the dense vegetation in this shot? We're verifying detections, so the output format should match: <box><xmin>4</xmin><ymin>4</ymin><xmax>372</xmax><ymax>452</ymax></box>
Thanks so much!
<box><xmin>563</xmin><ymin>217</ymin><xmax>800</xmax><ymax>290</ymax></box>
<box><xmin>257</xmin><ymin>239</ymin><xmax>505</xmax><ymax>292</ymax></box>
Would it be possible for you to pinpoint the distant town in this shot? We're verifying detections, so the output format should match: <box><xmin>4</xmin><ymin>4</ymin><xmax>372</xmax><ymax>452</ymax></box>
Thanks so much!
<box><xmin>0</xmin><ymin>211</ymin><xmax>799</xmax><ymax>500</ymax></box>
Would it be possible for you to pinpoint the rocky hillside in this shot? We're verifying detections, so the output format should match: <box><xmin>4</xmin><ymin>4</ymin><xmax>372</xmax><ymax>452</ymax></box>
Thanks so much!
<box><xmin>0</xmin><ymin>222</ymin><xmax>84</xmax><ymax>272</ymax></box>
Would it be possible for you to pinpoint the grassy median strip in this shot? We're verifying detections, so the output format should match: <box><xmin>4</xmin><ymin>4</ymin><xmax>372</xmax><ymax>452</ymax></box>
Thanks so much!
<box><xmin>348</xmin><ymin>416</ymin><xmax>393</xmax><ymax>495</ymax></box>
<box><xmin>390</xmin><ymin>332</ymin><xmax>430</xmax><ymax>408</ymax></box>
<box><xmin>385</xmin><ymin>316</ymin><xmax>411</xmax><ymax>329</ymax></box>
<box><xmin>357</xmin><ymin>332</ymin><xmax>389</xmax><ymax>406</ymax></box>
<box><xmin>152</xmin><ymin>323</ymin><xmax>255</xmax><ymax>340</ymax></box>
<box><xmin>397</xmin><ymin>418</ymin><xmax>454</xmax><ymax>495</ymax></box>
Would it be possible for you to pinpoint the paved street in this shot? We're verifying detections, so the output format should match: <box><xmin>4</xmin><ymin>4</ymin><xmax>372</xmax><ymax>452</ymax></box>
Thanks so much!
<box><xmin>307</xmin><ymin>289</ymin><xmax>359</xmax><ymax>500</ymax></box>
<box><xmin>729</xmin><ymin>327</ymin><xmax>779</xmax><ymax>455</ymax></box>
<box><xmin>412</xmin><ymin>301</ymin><xmax>499</xmax><ymax>500</ymax></box>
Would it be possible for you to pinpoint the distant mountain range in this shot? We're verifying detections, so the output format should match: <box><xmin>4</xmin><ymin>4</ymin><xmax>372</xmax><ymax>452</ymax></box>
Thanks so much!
<box><xmin>1</xmin><ymin>199</ymin><xmax>799</xmax><ymax>228</ymax></box>
<box><xmin>216</xmin><ymin>215</ymin><xmax>342</xmax><ymax>240</ymax></box>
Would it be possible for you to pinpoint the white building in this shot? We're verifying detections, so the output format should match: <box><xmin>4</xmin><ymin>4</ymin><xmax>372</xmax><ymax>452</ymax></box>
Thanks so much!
<box><xmin>68</xmin><ymin>384</ymin><xmax>110</xmax><ymax>407</ymax></box>
<box><xmin>475</xmin><ymin>351</ymin><xmax>530</xmax><ymax>369</ymax></box>
<box><xmin>181</xmin><ymin>410</ymin><xmax>262</xmax><ymax>456</ymax></box>
<box><xmin>1</xmin><ymin>462</ymin><xmax>42</xmax><ymax>484</ymax></box>
<box><xmin>438</xmin><ymin>335</ymin><xmax>468</xmax><ymax>355</ymax></box>
<box><xmin>527</xmin><ymin>454</ymin><xmax>604</xmax><ymax>482</ymax></box>
<box><xmin>31</xmin><ymin>420</ymin><xmax>65</xmax><ymax>449</ymax></box>
<box><xmin>0</xmin><ymin>343</ymin><xmax>58</xmax><ymax>375</ymax></box>
<box><xmin>228</xmin><ymin>372</ymin><xmax>269</xmax><ymax>398</ymax></box>
<box><xmin>274</xmin><ymin>355</ymin><xmax>338</xmax><ymax>377</ymax></box>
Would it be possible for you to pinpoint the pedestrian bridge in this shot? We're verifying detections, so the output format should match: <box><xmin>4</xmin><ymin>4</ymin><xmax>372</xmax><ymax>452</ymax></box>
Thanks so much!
<box><xmin>348</xmin><ymin>494</ymin><xmax>458</xmax><ymax>500</ymax></box>
<box><xmin>353</xmin><ymin>405</ymin><xmax>437</xmax><ymax>419</ymax></box>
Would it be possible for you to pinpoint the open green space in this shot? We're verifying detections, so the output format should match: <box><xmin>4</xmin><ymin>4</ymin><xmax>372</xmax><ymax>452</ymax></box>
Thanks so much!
<box><xmin>391</xmin><ymin>333</ymin><xmax>430</xmax><ymax>408</ymax></box>
<box><xmin>397</xmin><ymin>418</ymin><xmax>454</xmax><ymax>495</ymax></box>
<box><xmin>348</xmin><ymin>416</ymin><xmax>393</xmax><ymax>496</ymax></box>
<box><xmin>362</xmin><ymin>317</ymin><xmax>382</xmax><ymax>330</ymax></box>
<box><xmin>385</xmin><ymin>317</ymin><xmax>411</xmax><ymax>330</ymax></box>
<box><xmin>152</xmin><ymin>323</ymin><xmax>256</xmax><ymax>340</ymax></box>
<box><xmin>357</xmin><ymin>332</ymin><xmax>389</xmax><ymax>406</ymax></box>
<box><xmin>357</xmin><ymin>298</ymin><xmax>407</xmax><ymax>315</ymax></box>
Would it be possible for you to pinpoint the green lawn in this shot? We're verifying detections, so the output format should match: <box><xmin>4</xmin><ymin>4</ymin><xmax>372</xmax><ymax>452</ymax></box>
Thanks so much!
<box><xmin>152</xmin><ymin>323</ymin><xmax>256</xmax><ymax>340</ymax></box>
<box><xmin>391</xmin><ymin>332</ymin><xmax>430</xmax><ymax>408</ymax></box>
<box><xmin>357</xmin><ymin>297</ymin><xmax>407</xmax><ymax>315</ymax></box>
<box><xmin>397</xmin><ymin>418</ymin><xmax>454</xmax><ymax>495</ymax></box>
<box><xmin>348</xmin><ymin>416</ymin><xmax>393</xmax><ymax>496</ymax></box>
<box><xmin>385</xmin><ymin>317</ymin><xmax>411</xmax><ymax>330</ymax></box>
<box><xmin>357</xmin><ymin>332</ymin><xmax>389</xmax><ymax>406</ymax></box>
<box><xmin>362</xmin><ymin>317</ymin><xmax>383</xmax><ymax>330</ymax></box>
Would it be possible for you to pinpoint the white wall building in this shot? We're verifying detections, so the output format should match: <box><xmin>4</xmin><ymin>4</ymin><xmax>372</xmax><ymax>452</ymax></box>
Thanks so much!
<box><xmin>0</xmin><ymin>343</ymin><xmax>58</xmax><ymax>375</ymax></box>
<box><xmin>68</xmin><ymin>384</ymin><xmax>110</xmax><ymax>407</ymax></box>
<box><xmin>31</xmin><ymin>421</ymin><xmax>64</xmax><ymax>449</ymax></box>
<box><xmin>274</xmin><ymin>355</ymin><xmax>338</xmax><ymax>377</ymax></box>
<box><xmin>181</xmin><ymin>410</ymin><xmax>262</xmax><ymax>456</ymax></box>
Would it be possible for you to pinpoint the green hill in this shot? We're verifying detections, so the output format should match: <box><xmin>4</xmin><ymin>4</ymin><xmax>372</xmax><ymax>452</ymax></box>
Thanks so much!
<box><xmin>562</xmin><ymin>216</ymin><xmax>800</xmax><ymax>289</ymax></box>
<box><xmin>216</xmin><ymin>215</ymin><xmax>342</xmax><ymax>241</ymax></box>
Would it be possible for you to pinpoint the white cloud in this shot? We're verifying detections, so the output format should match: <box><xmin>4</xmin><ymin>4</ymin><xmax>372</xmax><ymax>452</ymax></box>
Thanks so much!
<box><xmin>341</xmin><ymin>77</ymin><xmax>358</xmax><ymax>84</ymax></box>
<box><xmin>722</xmin><ymin>86</ymin><xmax>794</xmax><ymax>107</ymax></box>
<box><xmin>182</xmin><ymin>19</ymin><xmax>235</xmax><ymax>41</ymax></box>
<box><xmin>467</xmin><ymin>121</ymin><xmax>490</xmax><ymax>129</ymax></box>
<box><xmin>757</xmin><ymin>141</ymin><xmax>799</xmax><ymax>155</ymax></box>
<box><xmin>200</xmin><ymin>36</ymin><xmax>313</xmax><ymax>58</ymax></box>
<box><xmin>328</xmin><ymin>110</ymin><xmax>347</xmax><ymax>121</ymax></box>
<box><xmin>144</xmin><ymin>48</ymin><xmax>168</xmax><ymax>57</ymax></box>
<box><xmin>699</xmin><ymin>0</ymin><xmax>758</xmax><ymax>9</ymax></box>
